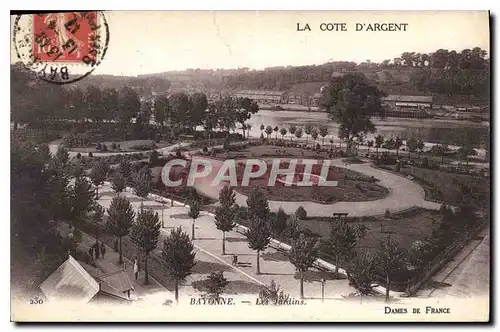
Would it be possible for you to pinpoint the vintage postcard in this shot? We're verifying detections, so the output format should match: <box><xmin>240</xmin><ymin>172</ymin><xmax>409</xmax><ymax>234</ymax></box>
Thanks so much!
<box><xmin>10</xmin><ymin>10</ymin><xmax>490</xmax><ymax>322</ymax></box>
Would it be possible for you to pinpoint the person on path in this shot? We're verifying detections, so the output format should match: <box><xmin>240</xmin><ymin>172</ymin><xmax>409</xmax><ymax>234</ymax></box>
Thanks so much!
<box><xmin>133</xmin><ymin>258</ymin><xmax>139</xmax><ymax>280</ymax></box>
<box><xmin>88</xmin><ymin>247</ymin><xmax>93</xmax><ymax>259</ymax></box>
<box><xmin>100</xmin><ymin>242</ymin><xmax>106</xmax><ymax>259</ymax></box>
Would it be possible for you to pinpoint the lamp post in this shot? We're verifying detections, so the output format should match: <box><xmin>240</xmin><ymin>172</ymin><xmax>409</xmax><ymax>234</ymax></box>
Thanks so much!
<box><xmin>161</xmin><ymin>202</ymin><xmax>165</xmax><ymax>228</ymax></box>
<box><xmin>321</xmin><ymin>278</ymin><xmax>326</xmax><ymax>303</ymax></box>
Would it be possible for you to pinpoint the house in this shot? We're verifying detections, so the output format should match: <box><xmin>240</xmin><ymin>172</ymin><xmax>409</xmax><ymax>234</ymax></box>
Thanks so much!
<box><xmin>39</xmin><ymin>255</ymin><xmax>134</xmax><ymax>304</ymax></box>
<box><xmin>381</xmin><ymin>95</ymin><xmax>434</xmax><ymax>119</ymax></box>
<box><xmin>235</xmin><ymin>90</ymin><xmax>287</xmax><ymax>104</ymax></box>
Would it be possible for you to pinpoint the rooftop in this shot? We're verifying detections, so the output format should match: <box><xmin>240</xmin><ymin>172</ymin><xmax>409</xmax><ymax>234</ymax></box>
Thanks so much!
<box><xmin>382</xmin><ymin>95</ymin><xmax>433</xmax><ymax>103</ymax></box>
<box><xmin>236</xmin><ymin>90</ymin><xmax>286</xmax><ymax>96</ymax></box>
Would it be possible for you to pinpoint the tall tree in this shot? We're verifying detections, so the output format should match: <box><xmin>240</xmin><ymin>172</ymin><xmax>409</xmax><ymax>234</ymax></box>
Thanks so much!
<box><xmin>132</xmin><ymin>167</ymin><xmax>153</xmax><ymax>203</ymax></box>
<box><xmin>91</xmin><ymin>204</ymin><xmax>105</xmax><ymax>254</ymax></box>
<box><xmin>188</xmin><ymin>198</ymin><xmax>201</xmax><ymax>240</ymax></box>
<box><xmin>119</xmin><ymin>87</ymin><xmax>140</xmax><ymax>136</ymax></box>
<box><xmin>265</xmin><ymin>125</ymin><xmax>273</xmax><ymax>143</ymax></box>
<box><xmin>322</xmin><ymin>73</ymin><xmax>385</xmax><ymax>155</ymax></box>
<box><xmin>344</xmin><ymin>250</ymin><xmax>378</xmax><ymax>300</ymax></box>
<box><xmin>245</xmin><ymin>217</ymin><xmax>271</xmax><ymax>274</ymax></box>
<box><xmin>280</xmin><ymin>127</ymin><xmax>287</xmax><ymax>141</ymax></box>
<box><xmin>130</xmin><ymin>206</ymin><xmax>161</xmax><ymax>285</ymax></box>
<box><xmin>246</xmin><ymin>189</ymin><xmax>270</xmax><ymax>220</ymax></box>
<box><xmin>111</xmin><ymin>171</ymin><xmax>126</xmax><ymax>195</ymax></box>
<box><xmin>154</xmin><ymin>94</ymin><xmax>170</xmax><ymax>128</ymax></box>
<box><xmin>161</xmin><ymin>227</ymin><xmax>196</xmax><ymax>302</ymax></box>
<box><xmin>169</xmin><ymin>92</ymin><xmax>190</xmax><ymax>128</ymax></box>
<box><xmin>377</xmin><ymin>236</ymin><xmax>405</xmax><ymax>302</ymax></box>
<box><xmin>311</xmin><ymin>128</ymin><xmax>319</xmax><ymax>147</ymax></box>
<box><xmin>214</xmin><ymin>186</ymin><xmax>237</xmax><ymax>255</ymax></box>
<box><xmin>288</xmin><ymin>124</ymin><xmax>297</xmax><ymax>142</ymax></box>
<box><xmin>320</xmin><ymin>219</ymin><xmax>367</xmax><ymax>279</ymax></box>
<box><xmin>272</xmin><ymin>207</ymin><xmax>288</xmax><ymax>236</ymax></box>
<box><xmin>289</xmin><ymin>234</ymin><xmax>318</xmax><ymax>299</ymax></box>
<box><xmin>106</xmin><ymin>196</ymin><xmax>135</xmax><ymax>264</ymax></box>
<box><xmin>188</xmin><ymin>92</ymin><xmax>208</xmax><ymax>131</ymax></box>
<box><xmin>319</xmin><ymin>125</ymin><xmax>329</xmax><ymax>147</ymax></box>
<box><xmin>119</xmin><ymin>159</ymin><xmax>132</xmax><ymax>184</ymax></box>
<box><xmin>102</xmin><ymin>87</ymin><xmax>119</xmax><ymax>123</ymax></box>
<box><xmin>69</xmin><ymin>174</ymin><xmax>95</xmax><ymax>226</ymax></box>
<box><xmin>304</xmin><ymin>124</ymin><xmax>313</xmax><ymax>145</ymax></box>
<box><xmin>294</xmin><ymin>128</ymin><xmax>303</xmax><ymax>142</ymax></box>
<box><xmin>89</xmin><ymin>160</ymin><xmax>109</xmax><ymax>200</ymax></box>
<box><xmin>375</xmin><ymin>134</ymin><xmax>384</xmax><ymax>158</ymax></box>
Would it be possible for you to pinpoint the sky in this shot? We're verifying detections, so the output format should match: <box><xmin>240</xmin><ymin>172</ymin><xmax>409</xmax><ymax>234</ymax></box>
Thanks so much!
<box><xmin>11</xmin><ymin>11</ymin><xmax>490</xmax><ymax>76</ymax></box>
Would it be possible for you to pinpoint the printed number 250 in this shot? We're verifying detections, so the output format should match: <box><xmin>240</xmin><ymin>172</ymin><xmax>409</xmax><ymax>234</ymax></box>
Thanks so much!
<box><xmin>30</xmin><ymin>297</ymin><xmax>44</xmax><ymax>305</ymax></box>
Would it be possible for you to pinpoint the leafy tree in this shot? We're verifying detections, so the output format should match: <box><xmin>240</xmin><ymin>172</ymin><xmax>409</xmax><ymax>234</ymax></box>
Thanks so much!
<box><xmin>188</xmin><ymin>198</ymin><xmax>201</xmax><ymax>240</ymax></box>
<box><xmin>289</xmin><ymin>234</ymin><xmax>318</xmax><ymax>299</ymax></box>
<box><xmin>406</xmin><ymin>136</ymin><xmax>418</xmax><ymax>159</ymax></box>
<box><xmin>91</xmin><ymin>204</ymin><xmax>105</xmax><ymax>256</ymax></box>
<box><xmin>154</xmin><ymin>94</ymin><xmax>170</xmax><ymax>127</ymax></box>
<box><xmin>294</xmin><ymin>128</ymin><xmax>303</xmax><ymax>142</ymax></box>
<box><xmin>161</xmin><ymin>227</ymin><xmax>196</xmax><ymax>302</ymax></box>
<box><xmin>457</xmin><ymin>146</ymin><xmax>478</xmax><ymax>167</ymax></box>
<box><xmin>304</xmin><ymin>124</ymin><xmax>313</xmax><ymax>145</ymax></box>
<box><xmin>132</xmin><ymin>167</ymin><xmax>153</xmax><ymax>203</ymax></box>
<box><xmin>320</xmin><ymin>219</ymin><xmax>367</xmax><ymax>278</ymax></box>
<box><xmin>245</xmin><ymin>217</ymin><xmax>271</xmax><ymax>274</ymax></box>
<box><xmin>119</xmin><ymin>86</ymin><xmax>140</xmax><ymax>135</ymax></box>
<box><xmin>111</xmin><ymin>171</ymin><xmax>126</xmax><ymax>195</ymax></box>
<box><xmin>416</xmin><ymin>140</ymin><xmax>425</xmax><ymax>158</ymax></box>
<box><xmin>310</xmin><ymin>129</ymin><xmax>319</xmax><ymax>147</ymax></box>
<box><xmin>295</xmin><ymin>206</ymin><xmax>307</xmax><ymax>220</ymax></box>
<box><xmin>273</xmin><ymin>126</ymin><xmax>279</xmax><ymax>140</ymax></box>
<box><xmin>169</xmin><ymin>92</ymin><xmax>190</xmax><ymax>128</ymax></box>
<box><xmin>288</xmin><ymin>124</ymin><xmax>297</xmax><ymax>141</ymax></box>
<box><xmin>89</xmin><ymin>160</ymin><xmax>109</xmax><ymax>200</ymax></box>
<box><xmin>394</xmin><ymin>137</ymin><xmax>403</xmax><ymax>158</ymax></box>
<box><xmin>106</xmin><ymin>196</ymin><xmax>135</xmax><ymax>264</ymax></box>
<box><xmin>130</xmin><ymin>206</ymin><xmax>161</xmax><ymax>285</ymax></box>
<box><xmin>214</xmin><ymin>186</ymin><xmax>237</xmax><ymax>255</ymax></box>
<box><xmin>149</xmin><ymin>150</ymin><xmax>161</xmax><ymax>165</ymax></box>
<box><xmin>377</xmin><ymin>236</ymin><xmax>405</xmax><ymax>302</ymax></box>
<box><xmin>272</xmin><ymin>208</ymin><xmax>288</xmax><ymax>236</ymax></box>
<box><xmin>201</xmin><ymin>271</ymin><xmax>229</xmax><ymax>298</ymax></box>
<box><xmin>367</xmin><ymin>140</ymin><xmax>374</xmax><ymax>155</ymax></box>
<box><xmin>374</xmin><ymin>134</ymin><xmax>384</xmax><ymax>158</ymax></box>
<box><xmin>119</xmin><ymin>159</ymin><xmax>132</xmax><ymax>183</ymax></box>
<box><xmin>280</xmin><ymin>127</ymin><xmax>287</xmax><ymax>141</ymax></box>
<box><xmin>319</xmin><ymin>125</ymin><xmax>329</xmax><ymax>147</ymax></box>
<box><xmin>246</xmin><ymin>189</ymin><xmax>270</xmax><ymax>220</ymax></box>
<box><xmin>285</xmin><ymin>214</ymin><xmax>302</xmax><ymax>240</ymax></box>
<box><xmin>323</xmin><ymin>73</ymin><xmax>385</xmax><ymax>154</ymax></box>
<box><xmin>55</xmin><ymin>145</ymin><xmax>70</xmax><ymax>166</ymax></box>
<box><xmin>265</xmin><ymin>125</ymin><xmax>273</xmax><ymax>143</ymax></box>
<box><xmin>188</xmin><ymin>92</ymin><xmax>208</xmax><ymax>131</ymax></box>
<box><xmin>69</xmin><ymin>174</ymin><xmax>95</xmax><ymax>225</ymax></box>
<box><xmin>344</xmin><ymin>250</ymin><xmax>378</xmax><ymax>299</ymax></box>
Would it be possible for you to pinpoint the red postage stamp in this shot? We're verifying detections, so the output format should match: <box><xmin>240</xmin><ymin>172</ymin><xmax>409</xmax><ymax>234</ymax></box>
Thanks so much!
<box><xmin>32</xmin><ymin>12</ymin><xmax>100</xmax><ymax>63</ymax></box>
<box><xmin>13</xmin><ymin>11</ymin><xmax>109</xmax><ymax>84</ymax></box>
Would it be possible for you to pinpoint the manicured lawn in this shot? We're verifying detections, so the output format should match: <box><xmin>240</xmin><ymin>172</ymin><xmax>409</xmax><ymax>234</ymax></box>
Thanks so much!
<box><xmin>385</xmin><ymin>165</ymin><xmax>490</xmax><ymax>206</ymax></box>
<box><xmin>299</xmin><ymin>208</ymin><xmax>442</xmax><ymax>251</ymax></box>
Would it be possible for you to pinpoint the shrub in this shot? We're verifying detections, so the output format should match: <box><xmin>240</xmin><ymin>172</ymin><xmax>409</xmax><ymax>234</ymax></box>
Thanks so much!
<box><xmin>385</xmin><ymin>209</ymin><xmax>391</xmax><ymax>218</ymax></box>
<box><xmin>111</xmin><ymin>142</ymin><xmax>117</xmax><ymax>150</ymax></box>
<box><xmin>316</xmin><ymin>143</ymin><xmax>321</xmax><ymax>150</ymax></box>
<box><xmin>295</xmin><ymin>206</ymin><xmax>307</xmax><ymax>220</ymax></box>
<box><xmin>76</xmin><ymin>152</ymin><xmax>82</xmax><ymax>159</ymax></box>
<box><xmin>422</xmin><ymin>157</ymin><xmax>429</xmax><ymax>169</ymax></box>
<box><xmin>88</xmin><ymin>152</ymin><xmax>93</xmax><ymax>158</ymax></box>
<box><xmin>202</xmin><ymin>146</ymin><xmax>208</xmax><ymax>153</ymax></box>
<box><xmin>96</xmin><ymin>142</ymin><xmax>102</xmax><ymax>150</ymax></box>
<box><xmin>102</xmin><ymin>144</ymin><xmax>108</xmax><ymax>152</ymax></box>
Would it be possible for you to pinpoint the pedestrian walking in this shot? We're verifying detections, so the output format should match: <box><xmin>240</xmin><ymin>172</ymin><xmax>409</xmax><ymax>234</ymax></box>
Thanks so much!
<box><xmin>133</xmin><ymin>258</ymin><xmax>139</xmax><ymax>280</ymax></box>
<box><xmin>100</xmin><ymin>242</ymin><xmax>106</xmax><ymax>259</ymax></box>
<box><xmin>88</xmin><ymin>247</ymin><xmax>93</xmax><ymax>259</ymax></box>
